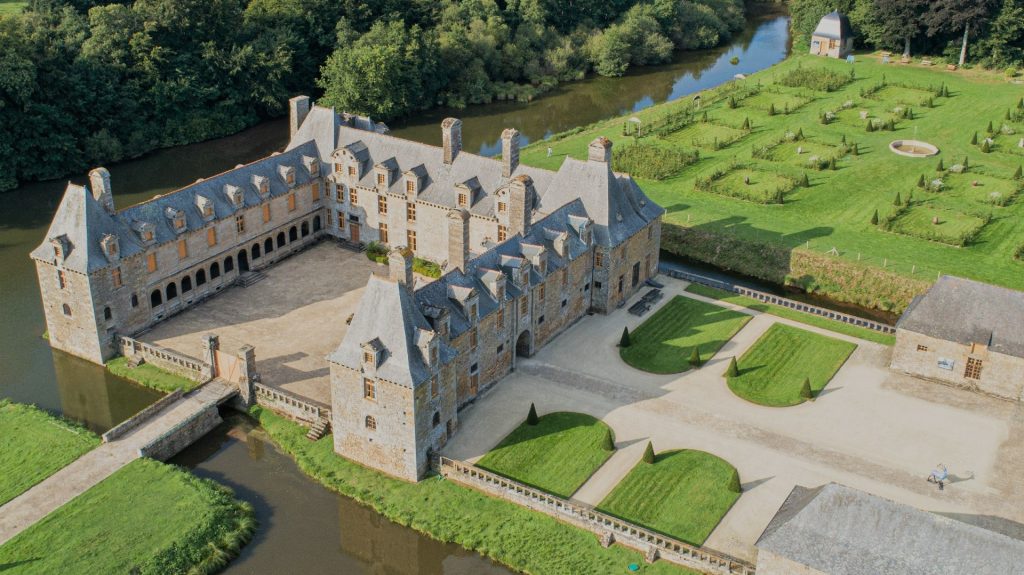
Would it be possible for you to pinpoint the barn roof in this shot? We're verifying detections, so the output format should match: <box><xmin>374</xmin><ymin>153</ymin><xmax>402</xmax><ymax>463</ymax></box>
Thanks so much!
<box><xmin>813</xmin><ymin>11</ymin><xmax>853</xmax><ymax>40</ymax></box>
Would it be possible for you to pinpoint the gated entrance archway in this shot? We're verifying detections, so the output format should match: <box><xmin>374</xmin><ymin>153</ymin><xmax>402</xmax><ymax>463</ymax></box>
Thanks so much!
<box><xmin>516</xmin><ymin>330</ymin><xmax>532</xmax><ymax>358</ymax></box>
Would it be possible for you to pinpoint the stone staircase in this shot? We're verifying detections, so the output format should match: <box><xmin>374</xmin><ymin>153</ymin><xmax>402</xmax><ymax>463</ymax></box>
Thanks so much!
<box><xmin>306</xmin><ymin>416</ymin><xmax>331</xmax><ymax>441</ymax></box>
<box><xmin>236</xmin><ymin>270</ymin><xmax>267</xmax><ymax>288</ymax></box>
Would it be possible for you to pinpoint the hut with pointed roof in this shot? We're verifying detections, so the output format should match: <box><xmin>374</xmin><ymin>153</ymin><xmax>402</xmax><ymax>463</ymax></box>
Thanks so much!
<box><xmin>809</xmin><ymin>11</ymin><xmax>854</xmax><ymax>59</ymax></box>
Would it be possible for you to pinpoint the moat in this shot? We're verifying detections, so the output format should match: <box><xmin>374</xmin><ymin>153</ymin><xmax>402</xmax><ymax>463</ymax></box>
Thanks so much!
<box><xmin>0</xmin><ymin>13</ymin><xmax>790</xmax><ymax>573</ymax></box>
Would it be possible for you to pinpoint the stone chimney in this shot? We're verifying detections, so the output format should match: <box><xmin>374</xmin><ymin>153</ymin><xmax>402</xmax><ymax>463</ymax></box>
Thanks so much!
<box><xmin>508</xmin><ymin>175</ymin><xmax>534</xmax><ymax>237</ymax></box>
<box><xmin>389</xmin><ymin>245</ymin><xmax>414</xmax><ymax>290</ymax></box>
<box><xmin>289</xmin><ymin>95</ymin><xmax>311</xmax><ymax>138</ymax></box>
<box><xmin>447</xmin><ymin>209</ymin><xmax>470</xmax><ymax>273</ymax></box>
<box><xmin>442</xmin><ymin>118</ymin><xmax>462</xmax><ymax>165</ymax></box>
<box><xmin>588</xmin><ymin>136</ymin><xmax>613</xmax><ymax>163</ymax></box>
<box><xmin>501</xmin><ymin>128</ymin><xmax>520</xmax><ymax>178</ymax></box>
<box><xmin>89</xmin><ymin>167</ymin><xmax>115</xmax><ymax>214</ymax></box>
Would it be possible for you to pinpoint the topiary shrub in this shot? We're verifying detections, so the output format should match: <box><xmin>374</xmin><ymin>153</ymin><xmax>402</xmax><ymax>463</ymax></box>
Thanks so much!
<box><xmin>641</xmin><ymin>441</ymin><xmax>656</xmax><ymax>464</ymax></box>
<box><xmin>971</xmin><ymin>132</ymin><xmax>978</xmax><ymax>145</ymax></box>
<box><xmin>800</xmin><ymin>377</ymin><xmax>813</xmax><ymax>401</ymax></box>
<box><xmin>871</xmin><ymin>209</ymin><xmax>879</xmax><ymax>225</ymax></box>
<box><xmin>601</xmin><ymin>428</ymin><xmax>615</xmax><ymax>451</ymax></box>
<box><xmin>1014</xmin><ymin>165</ymin><xmax>1022</xmax><ymax>180</ymax></box>
<box><xmin>768</xmin><ymin>103</ymin><xmax>776</xmax><ymax>116</ymax></box>
<box><xmin>727</xmin><ymin>468</ymin><xmax>741</xmax><ymax>493</ymax></box>
<box><xmin>800</xmin><ymin>173</ymin><xmax>810</xmax><ymax>187</ymax></box>
<box><xmin>527</xmin><ymin>403</ymin><xmax>539</xmax><ymax>425</ymax></box>
<box><xmin>937</xmin><ymin>158</ymin><xmax>944</xmax><ymax>172</ymax></box>
<box><xmin>725</xmin><ymin>357</ymin><xmax>739</xmax><ymax>377</ymax></box>
<box><xmin>828</xmin><ymin>157</ymin><xmax>837</xmax><ymax>170</ymax></box>
<box><xmin>987</xmin><ymin>120</ymin><xmax>994</xmax><ymax>134</ymax></box>
<box><xmin>917</xmin><ymin>174</ymin><xmax>925</xmax><ymax>188</ymax></box>
<box><xmin>689</xmin><ymin>346</ymin><xmax>701</xmax><ymax>367</ymax></box>
<box><xmin>893</xmin><ymin>191</ymin><xmax>902</xmax><ymax>206</ymax></box>
<box><xmin>741</xmin><ymin>117</ymin><xmax>750</xmax><ymax>130</ymax></box>
<box><xmin>619</xmin><ymin>326</ymin><xmax>631</xmax><ymax>347</ymax></box>
<box><xmin>851</xmin><ymin>143</ymin><xmax>858</xmax><ymax>156</ymax></box>
<box><xmin>981</xmin><ymin>140</ymin><xmax>992</xmax><ymax>153</ymax></box>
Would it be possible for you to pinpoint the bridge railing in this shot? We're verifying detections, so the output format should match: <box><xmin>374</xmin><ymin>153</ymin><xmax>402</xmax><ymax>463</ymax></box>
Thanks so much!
<box><xmin>117</xmin><ymin>335</ymin><xmax>211</xmax><ymax>382</ymax></box>
<box><xmin>436</xmin><ymin>456</ymin><xmax>756</xmax><ymax>575</ymax></box>
<box><xmin>253</xmin><ymin>382</ymin><xmax>330</xmax><ymax>424</ymax></box>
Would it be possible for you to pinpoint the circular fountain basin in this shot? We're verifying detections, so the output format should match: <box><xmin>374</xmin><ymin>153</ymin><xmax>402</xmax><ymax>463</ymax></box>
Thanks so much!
<box><xmin>889</xmin><ymin>140</ymin><xmax>939</xmax><ymax>157</ymax></box>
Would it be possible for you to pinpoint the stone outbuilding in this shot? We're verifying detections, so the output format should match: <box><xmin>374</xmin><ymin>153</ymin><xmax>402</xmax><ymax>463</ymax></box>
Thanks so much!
<box><xmin>809</xmin><ymin>11</ymin><xmax>854</xmax><ymax>59</ymax></box>
<box><xmin>755</xmin><ymin>483</ymin><xmax>1024</xmax><ymax>575</ymax></box>
<box><xmin>891</xmin><ymin>275</ymin><xmax>1024</xmax><ymax>401</ymax></box>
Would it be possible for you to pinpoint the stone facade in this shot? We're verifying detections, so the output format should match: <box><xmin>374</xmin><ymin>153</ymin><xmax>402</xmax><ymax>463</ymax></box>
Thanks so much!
<box><xmin>891</xmin><ymin>331</ymin><xmax>1024</xmax><ymax>401</ymax></box>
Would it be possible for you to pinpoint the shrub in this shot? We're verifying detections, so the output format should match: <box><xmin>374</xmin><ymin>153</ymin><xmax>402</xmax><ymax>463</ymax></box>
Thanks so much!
<box><xmin>727</xmin><ymin>96</ymin><xmax>737</xmax><ymax>109</ymax></box>
<box><xmin>413</xmin><ymin>257</ymin><xmax>441</xmax><ymax>278</ymax></box>
<box><xmin>962</xmin><ymin>156</ymin><xmax>969</xmax><ymax>171</ymax></box>
<box><xmin>851</xmin><ymin>143</ymin><xmax>858</xmax><ymax>156</ymax></box>
<box><xmin>778</xmin><ymin>67</ymin><xmax>850</xmax><ymax>92</ymax></box>
<box><xmin>1014</xmin><ymin>165</ymin><xmax>1022</xmax><ymax>180</ymax></box>
<box><xmin>527</xmin><ymin>403</ymin><xmax>539</xmax><ymax>426</ymax></box>
<box><xmin>725</xmin><ymin>357</ymin><xmax>739</xmax><ymax>377</ymax></box>
<box><xmin>741</xmin><ymin>117</ymin><xmax>750</xmax><ymax>130</ymax></box>
<box><xmin>871</xmin><ymin>209</ymin><xmax>879</xmax><ymax>225</ymax></box>
<box><xmin>987</xmin><ymin>120</ymin><xmax>994</xmax><ymax>134</ymax></box>
<box><xmin>893</xmin><ymin>191</ymin><xmax>902</xmax><ymax>206</ymax></box>
<box><xmin>612</xmin><ymin>142</ymin><xmax>699</xmax><ymax>180</ymax></box>
<box><xmin>767</xmin><ymin>103</ymin><xmax>776</xmax><ymax>116</ymax></box>
<box><xmin>619</xmin><ymin>326</ymin><xmax>631</xmax><ymax>347</ymax></box>
<box><xmin>971</xmin><ymin>132</ymin><xmax>978</xmax><ymax>145</ymax></box>
<box><xmin>365</xmin><ymin>241</ymin><xmax>389</xmax><ymax>264</ymax></box>
<box><xmin>828</xmin><ymin>157</ymin><xmax>837</xmax><ymax>170</ymax></box>
<box><xmin>981</xmin><ymin>140</ymin><xmax>992</xmax><ymax>153</ymax></box>
<box><xmin>800</xmin><ymin>377</ymin><xmax>813</xmax><ymax>401</ymax></box>
<box><xmin>917</xmin><ymin>174</ymin><xmax>925</xmax><ymax>188</ymax></box>
<box><xmin>601</xmin><ymin>428</ymin><xmax>615</xmax><ymax>451</ymax></box>
<box><xmin>641</xmin><ymin>442</ymin><xmax>656</xmax><ymax>464</ymax></box>
<box><xmin>689</xmin><ymin>347</ymin><xmax>701</xmax><ymax>367</ymax></box>
<box><xmin>866</xmin><ymin>120</ymin><xmax>876</xmax><ymax>133</ymax></box>
<box><xmin>730</xmin><ymin>56</ymin><xmax>739</xmax><ymax>65</ymax></box>
<box><xmin>800</xmin><ymin>173</ymin><xmax>810</xmax><ymax>187</ymax></box>
<box><xmin>937</xmin><ymin>159</ymin><xmax>944</xmax><ymax>172</ymax></box>
<box><xmin>728</xmin><ymin>468</ymin><xmax>741</xmax><ymax>493</ymax></box>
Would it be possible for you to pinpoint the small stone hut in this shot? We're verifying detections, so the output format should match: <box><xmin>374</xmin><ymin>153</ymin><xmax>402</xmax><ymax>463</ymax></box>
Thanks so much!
<box><xmin>809</xmin><ymin>11</ymin><xmax>854</xmax><ymax>59</ymax></box>
<box><xmin>891</xmin><ymin>275</ymin><xmax>1024</xmax><ymax>401</ymax></box>
<box><xmin>756</xmin><ymin>483</ymin><xmax>1024</xmax><ymax>575</ymax></box>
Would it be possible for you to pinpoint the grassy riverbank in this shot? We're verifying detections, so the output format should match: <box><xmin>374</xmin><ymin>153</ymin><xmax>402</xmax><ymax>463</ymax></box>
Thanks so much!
<box><xmin>107</xmin><ymin>357</ymin><xmax>200</xmax><ymax>393</ymax></box>
<box><xmin>0</xmin><ymin>400</ymin><xmax>99</xmax><ymax>506</ymax></box>
<box><xmin>522</xmin><ymin>53</ymin><xmax>1024</xmax><ymax>312</ymax></box>
<box><xmin>0</xmin><ymin>458</ymin><xmax>255</xmax><ymax>574</ymax></box>
<box><xmin>252</xmin><ymin>407</ymin><xmax>698</xmax><ymax>575</ymax></box>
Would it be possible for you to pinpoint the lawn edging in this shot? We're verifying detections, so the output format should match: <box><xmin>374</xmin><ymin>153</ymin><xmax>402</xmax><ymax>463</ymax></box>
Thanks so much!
<box><xmin>250</xmin><ymin>406</ymin><xmax>697</xmax><ymax>575</ymax></box>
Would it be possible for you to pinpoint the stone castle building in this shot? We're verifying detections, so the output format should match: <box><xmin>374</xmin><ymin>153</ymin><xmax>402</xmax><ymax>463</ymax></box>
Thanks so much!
<box><xmin>33</xmin><ymin>96</ymin><xmax>663</xmax><ymax>481</ymax></box>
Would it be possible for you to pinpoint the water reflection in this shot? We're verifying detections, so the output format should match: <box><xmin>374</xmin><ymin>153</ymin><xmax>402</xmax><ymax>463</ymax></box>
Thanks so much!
<box><xmin>172</xmin><ymin>416</ymin><xmax>512</xmax><ymax>575</ymax></box>
<box><xmin>389</xmin><ymin>14</ymin><xmax>791</xmax><ymax>156</ymax></box>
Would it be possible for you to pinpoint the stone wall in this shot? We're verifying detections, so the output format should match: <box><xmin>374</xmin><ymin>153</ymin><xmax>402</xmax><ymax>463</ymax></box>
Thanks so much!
<box><xmin>254</xmin><ymin>383</ymin><xmax>329</xmax><ymax>425</ymax></box>
<box><xmin>755</xmin><ymin>550</ymin><xmax>824</xmax><ymax>575</ymax></box>
<box><xmin>138</xmin><ymin>404</ymin><xmax>222</xmax><ymax>461</ymax></box>
<box><xmin>119</xmin><ymin>336</ymin><xmax>210</xmax><ymax>382</ymax></box>
<box><xmin>101</xmin><ymin>389</ymin><xmax>184</xmax><ymax>442</ymax></box>
<box><xmin>891</xmin><ymin>330</ymin><xmax>1024</xmax><ymax>401</ymax></box>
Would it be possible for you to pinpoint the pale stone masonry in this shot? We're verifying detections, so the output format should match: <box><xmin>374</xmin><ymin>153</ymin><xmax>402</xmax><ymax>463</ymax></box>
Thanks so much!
<box><xmin>891</xmin><ymin>275</ymin><xmax>1024</xmax><ymax>401</ymax></box>
<box><xmin>33</xmin><ymin>95</ymin><xmax>663</xmax><ymax>481</ymax></box>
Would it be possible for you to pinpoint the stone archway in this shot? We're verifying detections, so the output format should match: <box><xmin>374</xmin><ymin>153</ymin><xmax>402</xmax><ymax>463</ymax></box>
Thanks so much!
<box><xmin>238</xmin><ymin>249</ymin><xmax>249</xmax><ymax>273</ymax></box>
<box><xmin>516</xmin><ymin>330</ymin><xmax>533</xmax><ymax>358</ymax></box>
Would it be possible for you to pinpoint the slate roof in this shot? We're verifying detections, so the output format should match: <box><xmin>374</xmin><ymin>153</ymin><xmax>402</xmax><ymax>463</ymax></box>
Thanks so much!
<box><xmin>328</xmin><ymin>275</ymin><xmax>456</xmax><ymax>388</ymax></box>
<box><xmin>756</xmin><ymin>483</ymin><xmax>1024</xmax><ymax>575</ymax></box>
<box><xmin>287</xmin><ymin>104</ymin><xmax>663</xmax><ymax>248</ymax></box>
<box><xmin>897</xmin><ymin>275</ymin><xmax>1024</xmax><ymax>358</ymax></box>
<box><xmin>812</xmin><ymin>11</ymin><xmax>854</xmax><ymax>40</ymax></box>
<box><xmin>31</xmin><ymin>142</ymin><xmax>321</xmax><ymax>274</ymax></box>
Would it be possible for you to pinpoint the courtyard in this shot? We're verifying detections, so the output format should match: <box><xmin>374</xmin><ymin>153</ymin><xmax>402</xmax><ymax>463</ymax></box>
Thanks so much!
<box><xmin>142</xmin><ymin>242</ymin><xmax>388</xmax><ymax>405</ymax></box>
<box><xmin>443</xmin><ymin>275</ymin><xmax>1023</xmax><ymax>562</ymax></box>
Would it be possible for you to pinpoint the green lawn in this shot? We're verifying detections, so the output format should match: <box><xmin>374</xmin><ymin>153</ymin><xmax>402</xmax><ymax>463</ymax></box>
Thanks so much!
<box><xmin>0</xmin><ymin>400</ymin><xmax>99</xmax><ymax>506</ymax></box>
<box><xmin>522</xmin><ymin>54</ymin><xmax>1024</xmax><ymax>310</ymax></box>
<box><xmin>252</xmin><ymin>407</ymin><xmax>697</xmax><ymax>575</ymax></box>
<box><xmin>684</xmin><ymin>283</ymin><xmax>896</xmax><ymax>345</ymax></box>
<box><xmin>0</xmin><ymin>1</ymin><xmax>26</xmax><ymax>16</ymax></box>
<box><xmin>620</xmin><ymin>295</ymin><xmax>751</xmax><ymax>373</ymax></box>
<box><xmin>0</xmin><ymin>458</ymin><xmax>255</xmax><ymax>574</ymax></box>
<box><xmin>476</xmin><ymin>412</ymin><xmax>614</xmax><ymax>498</ymax></box>
<box><xmin>597</xmin><ymin>450</ymin><xmax>740</xmax><ymax>546</ymax></box>
<box><xmin>107</xmin><ymin>356</ymin><xmax>200</xmax><ymax>392</ymax></box>
<box><xmin>727</xmin><ymin>323</ymin><xmax>857</xmax><ymax>407</ymax></box>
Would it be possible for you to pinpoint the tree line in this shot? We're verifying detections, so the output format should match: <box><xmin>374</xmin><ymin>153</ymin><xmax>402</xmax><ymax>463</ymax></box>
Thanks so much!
<box><xmin>0</xmin><ymin>0</ymin><xmax>745</xmax><ymax>192</ymax></box>
<box><xmin>791</xmin><ymin>0</ymin><xmax>1024</xmax><ymax>68</ymax></box>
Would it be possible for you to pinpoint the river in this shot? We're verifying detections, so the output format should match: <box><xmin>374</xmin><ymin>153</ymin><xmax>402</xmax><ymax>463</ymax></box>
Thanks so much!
<box><xmin>0</xmin><ymin>12</ymin><xmax>790</xmax><ymax>574</ymax></box>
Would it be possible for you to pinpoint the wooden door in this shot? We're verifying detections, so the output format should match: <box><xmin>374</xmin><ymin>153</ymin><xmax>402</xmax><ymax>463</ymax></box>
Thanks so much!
<box><xmin>350</xmin><ymin>224</ymin><xmax>360</xmax><ymax>243</ymax></box>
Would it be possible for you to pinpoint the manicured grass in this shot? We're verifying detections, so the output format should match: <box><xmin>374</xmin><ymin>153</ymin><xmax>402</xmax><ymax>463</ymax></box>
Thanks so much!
<box><xmin>597</xmin><ymin>449</ymin><xmax>740</xmax><ymax>546</ymax></box>
<box><xmin>0</xmin><ymin>1</ymin><xmax>26</xmax><ymax>16</ymax></box>
<box><xmin>886</xmin><ymin>204</ymin><xmax>987</xmax><ymax>246</ymax></box>
<box><xmin>522</xmin><ymin>54</ymin><xmax>1024</xmax><ymax>307</ymax></box>
<box><xmin>727</xmin><ymin>323</ymin><xmax>857</xmax><ymax>407</ymax></box>
<box><xmin>0</xmin><ymin>458</ymin><xmax>255</xmax><ymax>574</ymax></box>
<box><xmin>252</xmin><ymin>407</ymin><xmax>698</xmax><ymax>575</ymax></box>
<box><xmin>476</xmin><ymin>412</ymin><xmax>614</xmax><ymax>498</ymax></box>
<box><xmin>107</xmin><ymin>356</ymin><xmax>200</xmax><ymax>392</ymax></box>
<box><xmin>0</xmin><ymin>400</ymin><xmax>100</xmax><ymax>506</ymax></box>
<box><xmin>684</xmin><ymin>283</ymin><xmax>896</xmax><ymax>345</ymax></box>
<box><xmin>620</xmin><ymin>295</ymin><xmax>751</xmax><ymax>374</ymax></box>
<box><xmin>708</xmin><ymin>166</ymin><xmax>795</xmax><ymax>203</ymax></box>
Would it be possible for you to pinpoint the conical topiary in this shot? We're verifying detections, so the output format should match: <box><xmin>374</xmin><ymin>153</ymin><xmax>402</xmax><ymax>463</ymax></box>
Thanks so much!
<box><xmin>894</xmin><ymin>191</ymin><xmax>902</xmax><ymax>206</ymax></box>
<box><xmin>742</xmin><ymin>117</ymin><xmax>750</xmax><ymax>130</ymax></box>
<box><xmin>841</xmin><ymin>134</ymin><xmax>846</xmax><ymax>144</ymax></box>
<box><xmin>601</xmin><ymin>428</ymin><xmax>615</xmax><ymax>451</ymax></box>
<box><xmin>800</xmin><ymin>173</ymin><xmax>810</xmax><ymax>187</ymax></box>
<box><xmin>963</xmin><ymin>156</ymin><xmax>969</xmax><ymax>170</ymax></box>
<box><xmin>796</xmin><ymin>127</ymin><xmax>804</xmax><ymax>140</ymax></box>
<box><xmin>642</xmin><ymin>441</ymin><xmax>656</xmax><ymax>464</ymax></box>
<box><xmin>871</xmin><ymin>209</ymin><xmax>879</xmax><ymax>225</ymax></box>
<box><xmin>981</xmin><ymin>140</ymin><xmax>991</xmax><ymax>153</ymax></box>
<box><xmin>866</xmin><ymin>120</ymin><xmax>875</xmax><ymax>132</ymax></box>
<box><xmin>828</xmin><ymin>157</ymin><xmax>837</xmax><ymax>170</ymax></box>
<box><xmin>768</xmin><ymin>103</ymin><xmax>775</xmax><ymax>116</ymax></box>
<box><xmin>851</xmin><ymin>143</ymin><xmax>858</xmax><ymax>156</ymax></box>
<box><xmin>728</xmin><ymin>468</ymin><xmax>742</xmax><ymax>493</ymax></box>
<box><xmin>917</xmin><ymin>174</ymin><xmax>925</xmax><ymax>188</ymax></box>
<box><xmin>689</xmin><ymin>347</ymin><xmax>701</xmax><ymax>367</ymax></box>
<box><xmin>620</xmin><ymin>326</ymin><xmax>631</xmax><ymax>347</ymax></box>
<box><xmin>800</xmin><ymin>377</ymin><xmax>813</xmax><ymax>401</ymax></box>
<box><xmin>971</xmin><ymin>132</ymin><xmax>978</xmax><ymax>145</ymax></box>
<box><xmin>1014</xmin><ymin>165</ymin><xmax>1022</xmax><ymax>180</ymax></box>
<box><xmin>726</xmin><ymin>357</ymin><xmax>739</xmax><ymax>377</ymax></box>
<box><xmin>527</xmin><ymin>403</ymin><xmax>539</xmax><ymax>425</ymax></box>
<box><xmin>987</xmin><ymin>120</ymin><xmax>994</xmax><ymax>133</ymax></box>
<box><xmin>937</xmin><ymin>158</ymin><xmax>944</xmax><ymax>172</ymax></box>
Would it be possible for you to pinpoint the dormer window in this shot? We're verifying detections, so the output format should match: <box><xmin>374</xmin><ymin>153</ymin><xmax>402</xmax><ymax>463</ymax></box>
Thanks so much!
<box><xmin>406</xmin><ymin>177</ymin><xmax>416</xmax><ymax>195</ymax></box>
<box><xmin>252</xmin><ymin>175</ymin><xmax>270</xmax><ymax>198</ymax></box>
<box><xmin>303</xmin><ymin>156</ymin><xmax>320</xmax><ymax>176</ymax></box>
<box><xmin>100</xmin><ymin>234</ymin><xmax>120</xmax><ymax>262</ymax></box>
<box><xmin>361</xmin><ymin>339</ymin><xmax>382</xmax><ymax>371</ymax></box>
<box><xmin>469</xmin><ymin>302</ymin><xmax>478</xmax><ymax>321</ymax></box>
<box><xmin>165</xmin><ymin>207</ymin><xmax>186</xmax><ymax>234</ymax></box>
<box><xmin>196</xmin><ymin>195</ymin><xmax>215</xmax><ymax>220</ymax></box>
<box><xmin>377</xmin><ymin>172</ymin><xmax>386</xmax><ymax>186</ymax></box>
<box><xmin>458</xmin><ymin>192</ymin><xmax>468</xmax><ymax>207</ymax></box>
<box><xmin>50</xmin><ymin>236</ymin><xmax>67</xmax><ymax>262</ymax></box>
<box><xmin>223</xmin><ymin>185</ymin><xmax>244</xmax><ymax>209</ymax></box>
<box><xmin>279</xmin><ymin>165</ymin><xmax>296</xmax><ymax>187</ymax></box>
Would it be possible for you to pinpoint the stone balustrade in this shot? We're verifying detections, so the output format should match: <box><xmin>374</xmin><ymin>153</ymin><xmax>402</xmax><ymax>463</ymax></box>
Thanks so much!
<box><xmin>437</xmin><ymin>457</ymin><xmax>756</xmax><ymax>575</ymax></box>
<box><xmin>254</xmin><ymin>383</ymin><xmax>330</xmax><ymax>425</ymax></box>
<box><xmin>118</xmin><ymin>335</ymin><xmax>211</xmax><ymax>381</ymax></box>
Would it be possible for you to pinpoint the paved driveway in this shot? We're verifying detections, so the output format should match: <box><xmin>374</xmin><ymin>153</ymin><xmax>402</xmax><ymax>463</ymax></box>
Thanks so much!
<box><xmin>444</xmin><ymin>277</ymin><xmax>1022</xmax><ymax>561</ymax></box>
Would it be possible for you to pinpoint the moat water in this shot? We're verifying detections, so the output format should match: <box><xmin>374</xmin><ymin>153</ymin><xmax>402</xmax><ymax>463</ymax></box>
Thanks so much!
<box><xmin>0</xmin><ymin>12</ymin><xmax>789</xmax><ymax>573</ymax></box>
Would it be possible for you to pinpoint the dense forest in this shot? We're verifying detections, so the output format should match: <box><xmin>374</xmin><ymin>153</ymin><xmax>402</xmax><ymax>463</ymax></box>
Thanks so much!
<box><xmin>0</xmin><ymin>0</ymin><xmax>745</xmax><ymax>191</ymax></box>
<box><xmin>791</xmin><ymin>0</ymin><xmax>1024</xmax><ymax>68</ymax></box>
